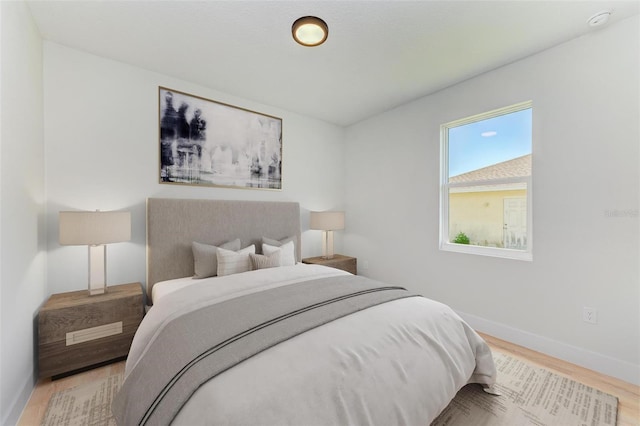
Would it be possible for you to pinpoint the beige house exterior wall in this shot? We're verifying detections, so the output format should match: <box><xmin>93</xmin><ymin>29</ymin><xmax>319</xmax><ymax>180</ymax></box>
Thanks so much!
<box><xmin>449</xmin><ymin>189</ymin><xmax>526</xmax><ymax>247</ymax></box>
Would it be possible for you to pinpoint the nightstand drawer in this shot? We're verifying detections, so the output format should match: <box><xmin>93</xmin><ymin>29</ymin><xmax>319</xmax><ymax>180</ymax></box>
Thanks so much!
<box><xmin>302</xmin><ymin>254</ymin><xmax>357</xmax><ymax>275</ymax></box>
<box><xmin>38</xmin><ymin>282</ymin><xmax>143</xmax><ymax>378</ymax></box>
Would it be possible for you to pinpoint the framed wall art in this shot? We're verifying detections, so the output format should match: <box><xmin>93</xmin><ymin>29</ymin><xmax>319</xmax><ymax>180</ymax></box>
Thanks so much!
<box><xmin>159</xmin><ymin>87</ymin><xmax>282</xmax><ymax>190</ymax></box>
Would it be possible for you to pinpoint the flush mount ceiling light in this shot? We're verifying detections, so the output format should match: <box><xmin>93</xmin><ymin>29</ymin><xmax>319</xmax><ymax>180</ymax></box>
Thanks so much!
<box><xmin>587</xmin><ymin>10</ymin><xmax>612</xmax><ymax>27</ymax></box>
<box><xmin>292</xmin><ymin>16</ymin><xmax>328</xmax><ymax>47</ymax></box>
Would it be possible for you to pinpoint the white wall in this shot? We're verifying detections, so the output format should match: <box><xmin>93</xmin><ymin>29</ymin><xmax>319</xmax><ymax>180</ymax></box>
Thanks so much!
<box><xmin>43</xmin><ymin>42</ymin><xmax>346</xmax><ymax>297</ymax></box>
<box><xmin>344</xmin><ymin>16</ymin><xmax>639</xmax><ymax>384</ymax></box>
<box><xmin>0</xmin><ymin>2</ymin><xmax>46</xmax><ymax>424</ymax></box>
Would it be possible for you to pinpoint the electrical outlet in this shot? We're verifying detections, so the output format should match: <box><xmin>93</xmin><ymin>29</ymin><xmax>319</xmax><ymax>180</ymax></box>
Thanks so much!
<box><xmin>362</xmin><ymin>260</ymin><xmax>369</xmax><ymax>270</ymax></box>
<box><xmin>583</xmin><ymin>307</ymin><xmax>598</xmax><ymax>324</ymax></box>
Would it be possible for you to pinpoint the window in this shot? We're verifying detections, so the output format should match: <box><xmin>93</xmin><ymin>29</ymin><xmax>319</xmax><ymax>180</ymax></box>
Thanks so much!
<box><xmin>440</xmin><ymin>102</ymin><xmax>532</xmax><ymax>260</ymax></box>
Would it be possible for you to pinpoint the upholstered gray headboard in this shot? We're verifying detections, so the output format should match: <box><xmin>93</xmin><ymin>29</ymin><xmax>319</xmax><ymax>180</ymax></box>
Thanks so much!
<box><xmin>146</xmin><ymin>198</ymin><xmax>301</xmax><ymax>301</ymax></box>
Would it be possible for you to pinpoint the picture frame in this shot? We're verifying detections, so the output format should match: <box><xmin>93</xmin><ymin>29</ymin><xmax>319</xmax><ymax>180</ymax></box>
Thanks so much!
<box><xmin>159</xmin><ymin>87</ymin><xmax>283</xmax><ymax>190</ymax></box>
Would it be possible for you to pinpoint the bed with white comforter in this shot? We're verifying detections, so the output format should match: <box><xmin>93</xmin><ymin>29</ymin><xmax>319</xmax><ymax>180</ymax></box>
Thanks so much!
<box><xmin>112</xmin><ymin>263</ymin><xmax>496</xmax><ymax>425</ymax></box>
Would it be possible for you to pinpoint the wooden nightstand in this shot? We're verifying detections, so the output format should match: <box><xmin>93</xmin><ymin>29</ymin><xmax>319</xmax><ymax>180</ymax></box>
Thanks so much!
<box><xmin>302</xmin><ymin>254</ymin><xmax>357</xmax><ymax>275</ymax></box>
<box><xmin>38</xmin><ymin>282</ymin><xmax>144</xmax><ymax>379</ymax></box>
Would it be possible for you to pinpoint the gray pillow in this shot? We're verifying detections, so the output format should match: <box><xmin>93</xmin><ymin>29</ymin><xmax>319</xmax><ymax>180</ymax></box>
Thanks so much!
<box><xmin>192</xmin><ymin>239</ymin><xmax>241</xmax><ymax>279</ymax></box>
<box><xmin>249</xmin><ymin>251</ymin><xmax>281</xmax><ymax>271</ymax></box>
<box><xmin>262</xmin><ymin>236</ymin><xmax>297</xmax><ymax>261</ymax></box>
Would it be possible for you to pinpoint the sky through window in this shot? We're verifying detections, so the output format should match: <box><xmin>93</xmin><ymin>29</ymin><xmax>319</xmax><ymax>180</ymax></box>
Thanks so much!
<box><xmin>448</xmin><ymin>108</ymin><xmax>532</xmax><ymax>177</ymax></box>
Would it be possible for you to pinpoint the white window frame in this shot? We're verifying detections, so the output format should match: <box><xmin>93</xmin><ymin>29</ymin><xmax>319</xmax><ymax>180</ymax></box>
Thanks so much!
<box><xmin>439</xmin><ymin>101</ymin><xmax>533</xmax><ymax>261</ymax></box>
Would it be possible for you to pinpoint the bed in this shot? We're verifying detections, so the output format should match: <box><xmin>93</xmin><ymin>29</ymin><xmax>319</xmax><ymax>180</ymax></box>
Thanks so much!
<box><xmin>112</xmin><ymin>198</ymin><xmax>496</xmax><ymax>425</ymax></box>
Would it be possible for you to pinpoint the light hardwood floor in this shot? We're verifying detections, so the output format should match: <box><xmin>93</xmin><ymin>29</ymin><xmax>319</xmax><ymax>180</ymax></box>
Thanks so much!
<box><xmin>17</xmin><ymin>333</ymin><xmax>639</xmax><ymax>425</ymax></box>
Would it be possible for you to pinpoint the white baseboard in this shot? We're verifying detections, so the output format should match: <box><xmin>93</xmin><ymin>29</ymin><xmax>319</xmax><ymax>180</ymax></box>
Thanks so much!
<box><xmin>457</xmin><ymin>310</ymin><xmax>640</xmax><ymax>386</ymax></box>
<box><xmin>3</xmin><ymin>371</ymin><xmax>35</xmax><ymax>426</ymax></box>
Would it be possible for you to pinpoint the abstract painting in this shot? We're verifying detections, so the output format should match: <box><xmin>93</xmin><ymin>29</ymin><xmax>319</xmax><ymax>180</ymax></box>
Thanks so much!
<box><xmin>159</xmin><ymin>87</ymin><xmax>282</xmax><ymax>190</ymax></box>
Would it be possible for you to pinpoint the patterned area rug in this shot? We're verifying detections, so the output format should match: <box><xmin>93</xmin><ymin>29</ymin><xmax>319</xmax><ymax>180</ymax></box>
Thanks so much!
<box><xmin>41</xmin><ymin>373</ymin><xmax>122</xmax><ymax>426</ymax></box>
<box><xmin>41</xmin><ymin>352</ymin><xmax>618</xmax><ymax>426</ymax></box>
<box><xmin>432</xmin><ymin>352</ymin><xmax>618</xmax><ymax>426</ymax></box>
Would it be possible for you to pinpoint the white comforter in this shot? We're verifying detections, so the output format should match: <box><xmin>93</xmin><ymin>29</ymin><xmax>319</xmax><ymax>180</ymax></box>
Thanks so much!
<box><xmin>126</xmin><ymin>264</ymin><xmax>496</xmax><ymax>425</ymax></box>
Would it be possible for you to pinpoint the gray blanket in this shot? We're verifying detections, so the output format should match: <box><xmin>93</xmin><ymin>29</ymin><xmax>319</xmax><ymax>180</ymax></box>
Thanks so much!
<box><xmin>111</xmin><ymin>274</ymin><xmax>415</xmax><ymax>425</ymax></box>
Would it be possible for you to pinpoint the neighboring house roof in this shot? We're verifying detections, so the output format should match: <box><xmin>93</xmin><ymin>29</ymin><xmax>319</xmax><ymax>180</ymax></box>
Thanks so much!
<box><xmin>450</xmin><ymin>154</ymin><xmax>531</xmax><ymax>183</ymax></box>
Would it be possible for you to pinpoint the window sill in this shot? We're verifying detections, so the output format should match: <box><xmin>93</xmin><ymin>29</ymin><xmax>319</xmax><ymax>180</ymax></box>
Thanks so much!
<box><xmin>440</xmin><ymin>242</ymin><xmax>532</xmax><ymax>261</ymax></box>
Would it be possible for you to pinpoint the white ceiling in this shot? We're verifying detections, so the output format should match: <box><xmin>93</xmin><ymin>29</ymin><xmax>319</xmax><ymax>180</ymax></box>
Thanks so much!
<box><xmin>26</xmin><ymin>0</ymin><xmax>639</xmax><ymax>126</ymax></box>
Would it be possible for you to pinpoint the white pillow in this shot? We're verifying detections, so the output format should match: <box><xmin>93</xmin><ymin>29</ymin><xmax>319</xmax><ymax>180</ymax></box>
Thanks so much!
<box><xmin>216</xmin><ymin>245</ymin><xmax>256</xmax><ymax>277</ymax></box>
<box><xmin>263</xmin><ymin>240</ymin><xmax>295</xmax><ymax>266</ymax></box>
<box><xmin>262</xmin><ymin>236</ymin><xmax>297</xmax><ymax>262</ymax></box>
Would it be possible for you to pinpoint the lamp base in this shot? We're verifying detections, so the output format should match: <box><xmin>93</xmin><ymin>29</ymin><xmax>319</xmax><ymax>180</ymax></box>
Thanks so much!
<box><xmin>88</xmin><ymin>287</ymin><xmax>107</xmax><ymax>296</ymax></box>
<box><xmin>88</xmin><ymin>245</ymin><xmax>107</xmax><ymax>296</ymax></box>
<box><xmin>321</xmin><ymin>230</ymin><xmax>335</xmax><ymax>260</ymax></box>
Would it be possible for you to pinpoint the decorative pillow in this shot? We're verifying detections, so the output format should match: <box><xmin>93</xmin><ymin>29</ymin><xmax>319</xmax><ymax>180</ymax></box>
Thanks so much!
<box><xmin>249</xmin><ymin>251</ymin><xmax>281</xmax><ymax>270</ymax></box>
<box><xmin>262</xmin><ymin>236</ymin><xmax>297</xmax><ymax>261</ymax></box>
<box><xmin>216</xmin><ymin>245</ymin><xmax>256</xmax><ymax>277</ymax></box>
<box><xmin>263</xmin><ymin>240</ymin><xmax>295</xmax><ymax>266</ymax></box>
<box><xmin>192</xmin><ymin>239</ymin><xmax>241</xmax><ymax>279</ymax></box>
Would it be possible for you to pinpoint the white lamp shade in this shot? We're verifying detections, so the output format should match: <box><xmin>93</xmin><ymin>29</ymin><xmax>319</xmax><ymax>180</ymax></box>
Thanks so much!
<box><xmin>310</xmin><ymin>211</ymin><xmax>345</xmax><ymax>231</ymax></box>
<box><xmin>59</xmin><ymin>211</ymin><xmax>131</xmax><ymax>245</ymax></box>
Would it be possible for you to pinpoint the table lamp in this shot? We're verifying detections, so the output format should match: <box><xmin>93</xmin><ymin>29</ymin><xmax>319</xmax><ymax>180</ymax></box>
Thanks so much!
<box><xmin>59</xmin><ymin>210</ymin><xmax>131</xmax><ymax>295</ymax></box>
<box><xmin>310</xmin><ymin>211</ymin><xmax>345</xmax><ymax>259</ymax></box>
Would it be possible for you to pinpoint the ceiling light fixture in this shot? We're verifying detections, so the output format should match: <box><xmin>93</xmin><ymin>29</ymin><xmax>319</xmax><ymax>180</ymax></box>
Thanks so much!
<box><xmin>292</xmin><ymin>16</ymin><xmax>328</xmax><ymax>47</ymax></box>
<box><xmin>587</xmin><ymin>10</ymin><xmax>612</xmax><ymax>27</ymax></box>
